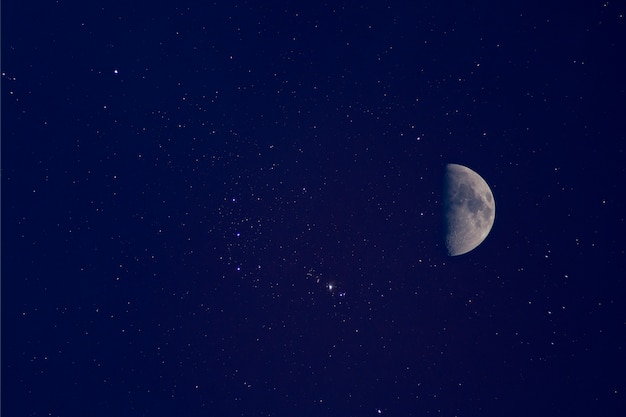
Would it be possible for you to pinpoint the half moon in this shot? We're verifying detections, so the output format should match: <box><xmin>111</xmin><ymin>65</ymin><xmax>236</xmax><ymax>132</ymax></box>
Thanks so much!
<box><xmin>443</xmin><ymin>163</ymin><xmax>495</xmax><ymax>256</ymax></box>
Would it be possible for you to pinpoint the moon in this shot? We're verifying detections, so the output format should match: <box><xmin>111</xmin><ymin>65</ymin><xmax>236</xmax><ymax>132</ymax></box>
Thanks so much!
<box><xmin>443</xmin><ymin>163</ymin><xmax>495</xmax><ymax>256</ymax></box>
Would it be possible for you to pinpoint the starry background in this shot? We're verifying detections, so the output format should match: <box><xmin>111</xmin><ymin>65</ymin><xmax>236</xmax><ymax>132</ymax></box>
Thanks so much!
<box><xmin>3</xmin><ymin>1</ymin><xmax>626</xmax><ymax>416</ymax></box>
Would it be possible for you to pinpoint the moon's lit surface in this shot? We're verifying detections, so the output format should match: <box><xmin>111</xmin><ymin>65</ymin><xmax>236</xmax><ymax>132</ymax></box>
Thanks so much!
<box><xmin>443</xmin><ymin>163</ymin><xmax>495</xmax><ymax>256</ymax></box>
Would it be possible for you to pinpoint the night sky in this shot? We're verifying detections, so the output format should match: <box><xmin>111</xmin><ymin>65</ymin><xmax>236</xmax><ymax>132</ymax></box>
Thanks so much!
<box><xmin>3</xmin><ymin>1</ymin><xmax>626</xmax><ymax>416</ymax></box>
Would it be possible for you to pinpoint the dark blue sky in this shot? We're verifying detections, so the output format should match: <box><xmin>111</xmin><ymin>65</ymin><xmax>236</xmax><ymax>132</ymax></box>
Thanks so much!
<box><xmin>4</xmin><ymin>1</ymin><xmax>626</xmax><ymax>416</ymax></box>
